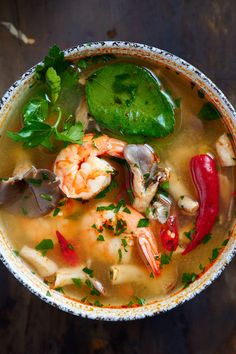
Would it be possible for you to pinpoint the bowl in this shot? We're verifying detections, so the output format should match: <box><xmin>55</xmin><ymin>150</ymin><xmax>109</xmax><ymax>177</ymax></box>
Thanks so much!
<box><xmin>0</xmin><ymin>41</ymin><xmax>235</xmax><ymax>321</ymax></box>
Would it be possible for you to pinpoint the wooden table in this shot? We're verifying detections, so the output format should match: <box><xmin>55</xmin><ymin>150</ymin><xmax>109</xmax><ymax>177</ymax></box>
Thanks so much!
<box><xmin>0</xmin><ymin>1</ymin><xmax>236</xmax><ymax>353</ymax></box>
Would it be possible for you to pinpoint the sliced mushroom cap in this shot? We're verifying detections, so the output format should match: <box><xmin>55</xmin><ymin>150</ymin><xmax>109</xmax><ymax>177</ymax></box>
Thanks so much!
<box><xmin>0</xmin><ymin>167</ymin><xmax>63</xmax><ymax>217</ymax></box>
<box><xmin>124</xmin><ymin>144</ymin><xmax>169</xmax><ymax>213</ymax></box>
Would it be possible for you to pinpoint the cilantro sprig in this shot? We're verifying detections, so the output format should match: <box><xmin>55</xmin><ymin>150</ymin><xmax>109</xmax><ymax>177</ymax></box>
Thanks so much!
<box><xmin>8</xmin><ymin>107</ymin><xmax>84</xmax><ymax>149</ymax></box>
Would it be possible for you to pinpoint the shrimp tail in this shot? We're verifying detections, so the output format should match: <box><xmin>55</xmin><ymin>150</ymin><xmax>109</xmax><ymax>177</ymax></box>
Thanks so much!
<box><xmin>137</xmin><ymin>235</ymin><xmax>160</xmax><ymax>276</ymax></box>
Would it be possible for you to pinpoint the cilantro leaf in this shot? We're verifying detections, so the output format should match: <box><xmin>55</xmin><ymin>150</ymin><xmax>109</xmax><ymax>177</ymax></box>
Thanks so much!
<box><xmin>36</xmin><ymin>45</ymin><xmax>70</xmax><ymax>80</ymax></box>
<box><xmin>23</xmin><ymin>97</ymin><xmax>48</xmax><ymax>124</ymax></box>
<box><xmin>55</xmin><ymin>121</ymin><xmax>84</xmax><ymax>144</ymax></box>
<box><xmin>35</xmin><ymin>239</ymin><xmax>54</xmax><ymax>256</ymax></box>
<box><xmin>46</xmin><ymin>67</ymin><xmax>61</xmax><ymax>103</ymax></box>
<box><xmin>198</xmin><ymin>102</ymin><xmax>221</xmax><ymax>120</ymax></box>
<box><xmin>137</xmin><ymin>218</ymin><xmax>149</xmax><ymax>228</ymax></box>
<box><xmin>182</xmin><ymin>272</ymin><xmax>197</xmax><ymax>288</ymax></box>
<box><xmin>8</xmin><ymin>121</ymin><xmax>53</xmax><ymax>148</ymax></box>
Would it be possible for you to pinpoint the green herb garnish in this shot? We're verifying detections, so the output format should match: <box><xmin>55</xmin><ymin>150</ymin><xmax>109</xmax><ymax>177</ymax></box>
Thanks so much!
<box><xmin>96</xmin><ymin>204</ymin><xmax>115</xmax><ymax>211</ymax></box>
<box><xmin>95</xmin><ymin>179</ymin><xmax>118</xmax><ymax>199</ymax></box>
<box><xmin>201</xmin><ymin>233</ymin><xmax>212</xmax><ymax>244</ymax></box>
<box><xmin>85</xmin><ymin>279</ymin><xmax>100</xmax><ymax>296</ymax></box>
<box><xmin>182</xmin><ymin>272</ymin><xmax>198</xmax><ymax>288</ymax></box>
<box><xmin>40</xmin><ymin>193</ymin><xmax>53</xmax><ymax>201</ymax></box>
<box><xmin>115</xmin><ymin>218</ymin><xmax>127</xmax><ymax>235</ymax></box>
<box><xmin>97</xmin><ymin>235</ymin><xmax>105</xmax><ymax>241</ymax></box>
<box><xmin>82</xmin><ymin>267</ymin><xmax>94</xmax><ymax>278</ymax></box>
<box><xmin>72</xmin><ymin>278</ymin><xmax>82</xmax><ymax>288</ymax></box>
<box><xmin>198</xmin><ymin>102</ymin><xmax>221</xmax><ymax>120</ymax></box>
<box><xmin>118</xmin><ymin>248</ymin><xmax>122</xmax><ymax>263</ymax></box>
<box><xmin>35</xmin><ymin>239</ymin><xmax>54</xmax><ymax>256</ymax></box>
<box><xmin>53</xmin><ymin>207</ymin><xmax>61</xmax><ymax>217</ymax></box>
<box><xmin>137</xmin><ymin>218</ymin><xmax>149</xmax><ymax>228</ymax></box>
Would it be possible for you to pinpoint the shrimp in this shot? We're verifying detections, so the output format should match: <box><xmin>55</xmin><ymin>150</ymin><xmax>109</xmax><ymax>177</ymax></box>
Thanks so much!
<box><xmin>54</xmin><ymin>134</ymin><xmax>126</xmax><ymax>199</ymax></box>
<box><xmin>80</xmin><ymin>202</ymin><xmax>161</xmax><ymax>276</ymax></box>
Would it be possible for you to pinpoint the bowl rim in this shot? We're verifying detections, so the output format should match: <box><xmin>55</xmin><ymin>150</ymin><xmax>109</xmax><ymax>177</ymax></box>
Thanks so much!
<box><xmin>0</xmin><ymin>40</ymin><xmax>235</xmax><ymax>321</ymax></box>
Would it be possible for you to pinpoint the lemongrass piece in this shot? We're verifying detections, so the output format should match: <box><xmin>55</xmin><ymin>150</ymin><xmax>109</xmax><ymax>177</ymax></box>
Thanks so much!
<box><xmin>55</xmin><ymin>265</ymin><xmax>87</xmax><ymax>288</ymax></box>
<box><xmin>215</xmin><ymin>133</ymin><xmax>236</xmax><ymax>167</ymax></box>
<box><xmin>55</xmin><ymin>265</ymin><xmax>106</xmax><ymax>295</ymax></box>
<box><xmin>177</xmin><ymin>196</ymin><xmax>199</xmax><ymax>215</ymax></box>
<box><xmin>167</xmin><ymin>162</ymin><xmax>198</xmax><ymax>214</ymax></box>
<box><xmin>20</xmin><ymin>246</ymin><xmax>58</xmax><ymax>277</ymax></box>
<box><xmin>109</xmin><ymin>264</ymin><xmax>149</xmax><ymax>285</ymax></box>
<box><xmin>1</xmin><ymin>22</ymin><xmax>35</xmax><ymax>44</ymax></box>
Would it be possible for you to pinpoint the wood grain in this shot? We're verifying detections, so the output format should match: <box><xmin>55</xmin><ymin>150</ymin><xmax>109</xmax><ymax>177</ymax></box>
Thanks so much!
<box><xmin>0</xmin><ymin>0</ymin><xmax>236</xmax><ymax>353</ymax></box>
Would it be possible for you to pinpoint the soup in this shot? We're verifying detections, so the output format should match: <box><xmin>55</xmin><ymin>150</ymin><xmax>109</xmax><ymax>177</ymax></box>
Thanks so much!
<box><xmin>0</xmin><ymin>46</ymin><xmax>235</xmax><ymax>308</ymax></box>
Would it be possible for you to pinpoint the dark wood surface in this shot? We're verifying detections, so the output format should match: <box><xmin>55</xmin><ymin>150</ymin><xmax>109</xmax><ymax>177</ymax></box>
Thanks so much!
<box><xmin>0</xmin><ymin>1</ymin><xmax>236</xmax><ymax>353</ymax></box>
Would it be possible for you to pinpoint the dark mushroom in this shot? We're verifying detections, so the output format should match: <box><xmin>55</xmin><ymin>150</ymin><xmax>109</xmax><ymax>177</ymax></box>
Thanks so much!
<box><xmin>124</xmin><ymin>144</ymin><xmax>169</xmax><ymax>213</ymax></box>
<box><xmin>0</xmin><ymin>167</ymin><xmax>63</xmax><ymax>217</ymax></box>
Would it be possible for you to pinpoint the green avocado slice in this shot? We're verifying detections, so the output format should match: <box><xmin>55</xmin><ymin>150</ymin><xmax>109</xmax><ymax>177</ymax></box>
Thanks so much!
<box><xmin>85</xmin><ymin>63</ymin><xmax>175</xmax><ymax>138</ymax></box>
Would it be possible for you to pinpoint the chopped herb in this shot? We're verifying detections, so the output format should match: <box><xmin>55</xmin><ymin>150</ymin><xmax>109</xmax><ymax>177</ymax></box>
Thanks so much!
<box><xmin>182</xmin><ymin>272</ymin><xmax>198</xmax><ymax>288</ymax></box>
<box><xmin>137</xmin><ymin>218</ymin><xmax>149</xmax><ymax>228</ymax></box>
<box><xmin>198</xmin><ymin>102</ymin><xmax>222</xmax><ymax>120</ymax></box>
<box><xmin>42</xmin><ymin>172</ymin><xmax>50</xmax><ymax>180</ymax></box>
<box><xmin>160</xmin><ymin>251</ymin><xmax>173</xmax><ymax>267</ymax></box>
<box><xmin>13</xmin><ymin>250</ymin><xmax>19</xmax><ymax>256</ymax></box>
<box><xmin>97</xmin><ymin>235</ymin><xmax>105</xmax><ymax>241</ymax></box>
<box><xmin>95</xmin><ymin>179</ymin><xmax>118</xmax><ymax>199</ymax></box>
<box><xmin>199</xmin><ymin>264</ymin><xmax>205</xmax><ymax>272</ymax></box>
<box><xmin>96</xmin><ymin>204</ymin><xmax>115</xmax><ymax>211</ymax></box>
<box><xmin>158</xmin><ymin>181</ymin><xmax>169</xmax><ymax>196</ymax></box>
<box><xmin>184</xmin><ymin>229</ymin><xmax>195</xmax><ymax>241</ymax></box>
<box><xmin>201</xmin><ymin>233</ymin><xmax>212</xmax><ymax>244</ymax></box>
<box><xmin>118</xmin><ymin>248</ymin><xmax>122</xmax><ymax>263</ymax></box>
<box><xmin>35</xmin><ymin>239</ymin><xmax>54</xmax><ymax>256</ymax></box>
<box><xmin>121</xmin><ymin>238</ymin><xmax>128</xmax><ymax>252</ymax></box>
<box><xmin>26</xmin><ymin>178</ymin><xmax>42</xmax><ymax>186</ymax></box>
<box><xmin>136</xmin><ymin>297</ymin><xmax>145</xmax><ymax>306</ymax></box>
<box><xmin>127</xmin><ymin>189</ymin><xmax>134</xmax><ymax>204</ymax></box>
<box><xmin>80</xmin><ymin>296</ymin><xmax>88</xmax><ymax>303</ymax></box>
<box><xmin>123</xmin><ymin>207</ymin><xmax>131</xmax><ymax>214</ymax></box>
<box><xmin>85</xmin><ymin>279</ymin><xmax>100</xmax><ymax>296</ymax></box>
<box><xmin>103</xmin><ymin>223</ymin><xmax>114</xmax><ymax>231</ymax></box>
<box><xmin>82</xmin><ymin>267</ymin><xmax>94</xmax><ymax>278</ymax></box>
<box><xmin>72</xmin><ymin>278</ymin><xmax>82</xmax><ymax>288</ymax></box>
<box><xmin>58</xmin><ymin>200</ymin><xmax>66</xmax><ymax>207</ymax></box>
<box><xmin>40</xmin><ymin>193</ymin><xmax>53</xmax><ymax>201</ymax></box>
<box><xmin>127</xmin><ymin>300</ymin><xmax>134</xmax><ymax>307</ymax></box>
<box><xmin>53</xmin><ymin>207</ymin><xmax>61</xmax><ymax>216</ymax></box>
<box><xmin>55</xmin><ymin>287</ymin><xmax>64</xmax><ymax>293</ymax></box>
<box><xmin>46</xmin><ymin>290</ymin><xmax>51</xmax><ymax>297</ymax></box>
<box><xmin>114</xmin><ymin>199</ymin><xmax>126</xmax><ymax>213</ymax></box>
<box><xmin>94</xmin><ymin>300</ymin><xmax>103</xmax><ymax>307</ymax></box>
<box><xmin>198</xmin><ymin>89</ymin><xmax>205</xmax><ymax>99</ymax></box>
<box><xmin>68</xmin><ymin>243</ymin><xmax>74</xmax><ymax>250</ymax></box>
<box><xmin>92</xmin><ymin>140</ymin><xmax>98</xmax><ymax>149</ymax></box>
<box><xmin>222</xmin><ymin>239</ymin><xmax>229</xmax><ymax>246</ymax></box>
<box><xmin>92</xmin><ymin>224</ymin><xmax>99</xmax><ymax>231</ymax></box>
<box><xmin>150</xmin><ymin>272</ymin><xmax>154</xmax><ymax>278</ymax></box>
<box><xmin>115</xmin><ymin>218</ymin><xmax>127</xmax><ymax>235</ymax></box>
<box><xmin>209</xmin><ymin>247</ymin><xmax>221</xmax><ymax>262</ymax></box>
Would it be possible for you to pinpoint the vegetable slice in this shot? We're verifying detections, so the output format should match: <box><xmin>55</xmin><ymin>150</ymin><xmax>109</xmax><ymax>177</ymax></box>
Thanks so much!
<box><xmin>86</xmin><ymin>63</ymin><xmax>175</xmax><ymax>137</ymax></box>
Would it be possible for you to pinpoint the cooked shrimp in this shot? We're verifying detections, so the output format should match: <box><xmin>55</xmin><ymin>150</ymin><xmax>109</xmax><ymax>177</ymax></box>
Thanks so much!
<box><xmin>54</xmin><ymin>134</ymin><xmax>126</xmax><ymax>199</ymax></box>
<box><xmin>85</xmin><ymin>203</ymin><xmax>161</xmax><ymax>276</ymax></box>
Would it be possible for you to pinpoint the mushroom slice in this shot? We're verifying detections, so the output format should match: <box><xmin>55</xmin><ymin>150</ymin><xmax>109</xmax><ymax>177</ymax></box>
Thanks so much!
<box><xmin>20</xmin><ymin>245</ymin><xmax>58</xmax><ymax>277</ymax></box>
<box><xmin>124</xmin><ymin>144</ymin><xmax>169</xmax><ymax>213</ymax></box>
<box><xmin>215</xmin><ymin>133</ymin><xmax>236</xmax><ymax>167</ymax></box>
<box><xmin>0</xmin><ymin>167</ymin><xmax>63</xmax><ymax>217</ymax></box>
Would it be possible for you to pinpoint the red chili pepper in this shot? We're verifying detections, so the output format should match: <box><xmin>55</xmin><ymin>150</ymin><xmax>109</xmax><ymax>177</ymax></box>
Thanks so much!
<box><xmin>160</xmin><ymin>215</ymin><xmax>179</xmax><ymax>251</ymax></box>
<box><xmin>56</xmin><ymin>230</ymin><xmax>79</xmax><ymax>266</ymax></box>
<box><xmin>182</xmin><ymin>154</ymin><xmax>219</xmax><ymax>255</ymax></box>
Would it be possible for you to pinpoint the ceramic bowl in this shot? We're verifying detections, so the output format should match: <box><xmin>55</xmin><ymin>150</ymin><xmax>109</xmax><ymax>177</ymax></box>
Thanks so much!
<box><xmin>0</xmin><ymin>41</ymin><xmax>235</xmax><ymax>321</ymax></box>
